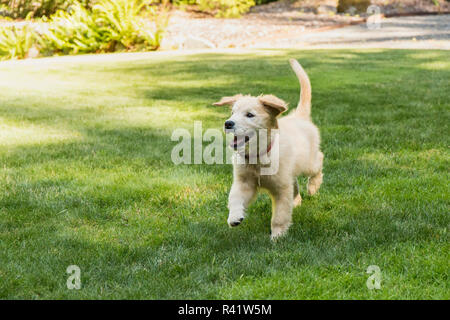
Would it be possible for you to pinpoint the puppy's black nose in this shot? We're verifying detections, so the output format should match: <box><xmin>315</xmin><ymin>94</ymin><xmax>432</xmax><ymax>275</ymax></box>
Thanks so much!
<box><xmin>224</xmin><ymin>120</ymin><xmax>235</xmax><ymax>129</ymax></box>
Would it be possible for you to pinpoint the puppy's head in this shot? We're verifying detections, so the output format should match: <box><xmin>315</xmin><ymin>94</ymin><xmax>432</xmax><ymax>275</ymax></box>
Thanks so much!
<box><xmin>213</xmin><ymin>94</ymin><xmax>287</xmax><ymax>150</ymax></box>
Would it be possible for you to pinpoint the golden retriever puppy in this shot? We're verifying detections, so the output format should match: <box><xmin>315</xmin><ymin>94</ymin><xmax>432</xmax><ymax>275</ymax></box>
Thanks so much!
<box><xmin>213</xmin><ymin>59</ymin><xmax>323</xmax><ymax>240</ymax></box>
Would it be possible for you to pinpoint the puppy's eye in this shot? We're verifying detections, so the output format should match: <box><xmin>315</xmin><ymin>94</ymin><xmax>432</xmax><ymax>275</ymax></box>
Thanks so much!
<box><xmin>246</xmin><ymin>112</ymin><xmax>255</xmax><ymax>118</ymax></box>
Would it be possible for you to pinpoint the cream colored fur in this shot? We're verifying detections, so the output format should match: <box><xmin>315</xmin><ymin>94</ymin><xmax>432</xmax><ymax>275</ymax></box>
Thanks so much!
<box><xmin>214</xmin><ymin>59</ymin><xmax>323</xmax><ymax>240</ymax></box>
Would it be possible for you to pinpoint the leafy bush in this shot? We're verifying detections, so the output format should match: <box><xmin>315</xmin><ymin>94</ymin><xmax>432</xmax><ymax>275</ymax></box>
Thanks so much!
<box><xmin>337</xmin><ymin>0</ymin><xmax>371</xmax><ymax>13</ymax></box>
<box><xmin>0</xmin><ymin>22</ymin><xmax>37</xmax><ymax>59</ymax></box>
<box><xmin>171</xmin><ymin>0</ymin><xmax>197</xmax><ymax>4</ymax></box>
<box><xmin>0</xmin><ymin>0</ymin><xmax>94</xmax><ymax>18</ymax></box>
<box><xmin>38</xmin><ymin>3</ymin><xmax>107</xmax><ymax>55</ymax></box>
<box><xmin>0</xmin><ymin>0</ymin><xmax>167</xmax><ymax>60</ymax></box>
<box><xmin>254</xmin><ymin>0</ymin><xmax>277</xmax><ymax>4</ymax></box>
<box><xmin>158</xmin><ymin>0</ymin><xmax>268</xmax><ymax>17</ymax></box>
<box><xmin>168</xmin><ymin>0</ymin><xmax>273</xmax><ymax>5</ymax></box>
<box><xmin>197</xmin><ymin>0</ymin><xmax>255</xmax><ymax>18</ymax></box>
<box><xmin>94</xmin><ymin>0</ymin><xmax>165</xmax><ymax>51</ymax></box>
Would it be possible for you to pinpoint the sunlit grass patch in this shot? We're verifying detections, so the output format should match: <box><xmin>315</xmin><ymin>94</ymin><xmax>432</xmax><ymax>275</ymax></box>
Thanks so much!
<box><xmin>418</xmin><ymin>61</ymin><xmax>450</xmax><ymax>70</ymax></box>
<box><xmin>0</xmin><ymin>118</ymin><xmax>81</xmax><ymax>146</ymax></box>
<box><xmin>0</xmin><ymin>49</ymin><xmax>448</xmax><ymax>299</ymax></box>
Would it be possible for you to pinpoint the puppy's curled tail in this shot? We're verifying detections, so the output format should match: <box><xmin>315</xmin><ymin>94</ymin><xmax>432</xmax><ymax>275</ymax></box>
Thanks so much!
<box><xmin>289</xmin><ymin>59</ymin><xmax>312</xmax><ymax>120</ymax></box>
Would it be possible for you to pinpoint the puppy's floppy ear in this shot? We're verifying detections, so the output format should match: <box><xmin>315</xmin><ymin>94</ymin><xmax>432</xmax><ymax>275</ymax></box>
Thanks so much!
<box><xmin>213</xmin><ymin>94</ymin><xmax>243</xmax><ymax>106</ymax></box>
<box><xmin>258</xmin><ymin>94</ymin><xmax>288</xmax><ymax>116</ymax></box>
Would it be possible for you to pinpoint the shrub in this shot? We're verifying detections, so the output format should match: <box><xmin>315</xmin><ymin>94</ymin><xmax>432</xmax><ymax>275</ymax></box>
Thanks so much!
<box><xmin>197</xmin><ymin>0</ymin><xmax>255</xmax><ymax>18</ymax></box>
<box><xmin>0</xmin><ymin>0</ymin><xmax>168</xmax><ymax>60</ymax></box>
<box><xmin>156</xmin><ymin>0</ymin><xmax>266</xmax><ymax>17</ymax></box>
<box><xmin>0</xmin><ymin>0</ymin><xmax>94</xmax><ymax>18</ymax></box>
<box><xmin>171</xmin><ymin>0</ymin><xmax>197</xmax><ymax>4</ymax></box>
<box><xmin>168</xmin><ymin>0</ymin><xmax>273</xmax><ymax>5</ymax></box>
<box><xmin>254</xmin><ymin>0</ymin><xmax>277</xmax><ymax>4</ymax></box>
<box><xmin>94</xmin><ymin>0</ymin><xmax>166</xmax><ymax>51</ymax></box>
<box><xmin>337</xmin><ymin>0</ymin><xmax>371</xmax><ymax>13</ymax></box>
<box><xmin>38</xmin><ymin>3</ymin><xmax>107</xmax><ymax>55</ymax></box>
<box><xmin>0</xmin><ymin>22</ymin><xmax>37</xmax><ymax>59</ymax></box>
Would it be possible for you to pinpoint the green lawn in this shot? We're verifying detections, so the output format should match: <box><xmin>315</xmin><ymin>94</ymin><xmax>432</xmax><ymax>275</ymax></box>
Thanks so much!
<box><xmin>0</xmin><ymin>49</ymin><xmax>448</xmax><ymax>299</ymax></box>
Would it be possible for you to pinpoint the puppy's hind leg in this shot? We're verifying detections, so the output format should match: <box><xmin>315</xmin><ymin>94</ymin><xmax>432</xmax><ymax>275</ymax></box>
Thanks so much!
<box><xmin>307</xmin><ymin>151</ymin><xmax>323</xmax><ymax>196</ymax></box>
<box><xmin>293</xmin><ymin>178</ymin><xmax>302</xmax><ymax>208</ymax></box>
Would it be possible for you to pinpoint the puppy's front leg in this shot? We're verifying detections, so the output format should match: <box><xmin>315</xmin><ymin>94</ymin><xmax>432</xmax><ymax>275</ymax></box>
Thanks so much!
<box><xmin>271</xmin><ymin>185</ymin><xmax>293</xmax><ymax>240</ymax></box>
<box><xmin>227</xmin><ymin>179</ymin><xmax>256</xmax><ymax>227</ymax></box>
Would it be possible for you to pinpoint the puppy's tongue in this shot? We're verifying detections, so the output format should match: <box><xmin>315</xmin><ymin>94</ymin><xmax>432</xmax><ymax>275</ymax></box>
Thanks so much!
<box><xmin>230</xmin><ymin>135</ymin><xmax>246</xmax><ymax>149</ymax></box>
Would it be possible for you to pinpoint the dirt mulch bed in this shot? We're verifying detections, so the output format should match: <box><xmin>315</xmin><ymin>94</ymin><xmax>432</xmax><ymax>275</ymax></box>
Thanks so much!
<box><xmin>372</xmin><ymin>0</ymin><xmax>450</xmax><ymax>16</ymax></box>
<box><xmin>163</xmin><ymin>0</ymin><xmax>450</xmax><ymax>49</ymax></box>
<box><xmin>257</xmin><ymin>0</ymin><xmax>450</xmax><ymax>15</ymax></box>
<box><xmin>163</xmin><ymin>1</ymin><xmax>361</xmax><ymax>49</ymax></box>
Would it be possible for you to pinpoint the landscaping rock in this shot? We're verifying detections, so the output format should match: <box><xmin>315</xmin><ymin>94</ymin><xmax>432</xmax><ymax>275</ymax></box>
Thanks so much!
<box><xmin>25</xmin><ymin>46</ymin><xmax>40</xmax><ymax>59</ymax></box>
<box><xmin>182</xmin><ymin>36</ymin><xmax>216</xmax><ymax>49</ymax></box>
<box><xmin>317</xmin><ymin>4</ymin><xmax>337</xmax><ymax>14</ymax></box>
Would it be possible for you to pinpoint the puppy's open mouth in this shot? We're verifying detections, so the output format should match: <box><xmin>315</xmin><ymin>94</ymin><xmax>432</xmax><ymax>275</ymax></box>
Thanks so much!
<box><xmin>229</xmin><ymin>132</ymin><xmax>255</xmax><ymax>150</ymax></box>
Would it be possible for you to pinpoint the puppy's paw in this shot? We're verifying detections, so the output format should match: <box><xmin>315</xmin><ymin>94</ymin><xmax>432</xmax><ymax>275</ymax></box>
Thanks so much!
<box><xmin>227</xmin><ymin>213</ymin><xmax>244</xmax><ymax>227</ymax></box>
<box><xmin>307</xmin><ymin>173</ymin><xmax>323</xmax><ymax>196</ymax></box>
<box><xmin>307</xmin><ymin>184</ymin><xmax>319</xmax><ymax>196</ymax></box>
<box><xmin>270</xmin><ymin>224</ymin><xmax>290</xmax><ymax>241</ymax></box>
